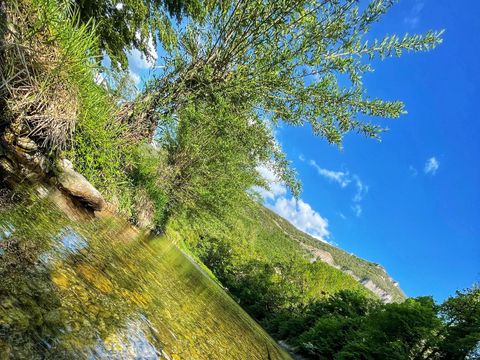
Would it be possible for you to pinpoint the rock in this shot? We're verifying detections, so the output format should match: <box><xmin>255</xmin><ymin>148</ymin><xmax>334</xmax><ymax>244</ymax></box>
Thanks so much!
<box><xmin>57</xmin><ymin>160</ymin><xmax>105</xmax><ymax>211</ymax></box>
<box><xmin>59</xmin><ymin>158</ymin><xmax>74</xmax><ymax>171</ymax></box>
<box><xmin>360</xmin><ymin>278</ymin><xmax>393</xmax><ymax>303</ymax></box>
<box><xmin>9</xmin><ymin>120</ymin><xmax>28</xmax><ymax>135</ymax></box>
<box><xmin>35</xmin><ymin>185</ymin><xmax>50</xmax><ymax>198</ymax></box>
<box><xmin>1</xmin><ymin>128</ymin><xmax>15</xmax><ymax>147</ymax></box>
<box><xmin>16</xmin><ymin>137</ymin><xmax>38</xmax><ymax>152</ymax></box>
<box><xmin>0</xmin><ymin>157</ymin><xmax>16</xmax><ymax>175</ymax></box>
<box><xmin>9</xmin><ymin>145</ymin><xmax>50</xmax><ymax>174</ymax></box>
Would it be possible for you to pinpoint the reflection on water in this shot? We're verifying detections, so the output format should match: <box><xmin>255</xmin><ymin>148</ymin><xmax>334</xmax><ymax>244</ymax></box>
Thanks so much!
<box><xmin>0</xmin><ymin>197</ymin><xmax>289</xmax><ymax>359</ymax></box>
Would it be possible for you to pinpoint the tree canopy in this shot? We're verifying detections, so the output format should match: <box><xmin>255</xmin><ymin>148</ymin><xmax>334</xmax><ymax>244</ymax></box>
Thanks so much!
<box><xmin>140</xmin><ymin>0</ymin><xmax>443</xmax><ymax>197</ymax></box>
<box><xmin>71</xmin><ymin>0</ymin><xmax>207</xmax><ymax>68</ymax></box>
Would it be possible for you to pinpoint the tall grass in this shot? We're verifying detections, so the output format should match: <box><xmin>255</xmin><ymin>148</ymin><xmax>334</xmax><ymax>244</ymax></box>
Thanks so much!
<box><xmin>1</xmin><ymin>0</ymin><xmax>136</xmax><ymax>209</ymax></box>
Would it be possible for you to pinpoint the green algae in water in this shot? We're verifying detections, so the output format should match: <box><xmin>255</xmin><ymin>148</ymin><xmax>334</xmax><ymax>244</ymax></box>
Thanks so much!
<box><xmin>0</xmin><ymin>198</ymin><xmax>290</xmax><ymax>359</ymax></box>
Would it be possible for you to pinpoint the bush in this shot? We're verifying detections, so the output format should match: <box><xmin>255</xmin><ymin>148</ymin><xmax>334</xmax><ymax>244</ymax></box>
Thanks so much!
<box><xmin>130</xmin><ymin>145</ymin><xmax>170</xmax><ymax>231</ymax></box>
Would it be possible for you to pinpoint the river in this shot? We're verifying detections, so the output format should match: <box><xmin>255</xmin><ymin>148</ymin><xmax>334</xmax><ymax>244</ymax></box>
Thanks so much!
<box><xmin>0</xmin><ymin>195</ymin><xmax>290</xmax><ymax>359</ymax></box>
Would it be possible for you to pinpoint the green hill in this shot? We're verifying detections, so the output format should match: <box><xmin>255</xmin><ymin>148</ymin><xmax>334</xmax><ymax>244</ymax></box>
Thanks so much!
<box><xmin>255</xmin><ymin>206</ymin><xmax>406</xmax><ymax>303</ymax></box>
<box><xmin>172</xmin><ymin>201</ymin><xmax>406</xmax><ymax>311</ymax></box>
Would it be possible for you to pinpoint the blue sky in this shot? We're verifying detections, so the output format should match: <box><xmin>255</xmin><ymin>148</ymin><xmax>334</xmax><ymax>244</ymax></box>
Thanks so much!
<box><xmin>127</xmin><ymin>0</ymin><xmax>479</xmax><ymax>301</ymax></box>
<box><xmin>272</xmin><ymin>0</ymin><xmax>479</xmax><ymax>301</ymax></box>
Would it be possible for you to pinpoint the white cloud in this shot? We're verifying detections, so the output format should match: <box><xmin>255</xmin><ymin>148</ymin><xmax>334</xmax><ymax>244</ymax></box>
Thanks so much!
<box><xmin>254</xmin><ymin>165</ymin><xmax>287</xmax><ymax>200</ymax></box>
<box><xmin>424</xmin><ymin>157</ymin><xmax>440</xmax><ymax>175</ymax></box>
<box><xmin>255</xmin><ymin>164</ymin><xmax>330</xmax><ymax>242</ymax></box>
<box><xmin>127</xmin><ymin>49</ymin><xmax>156</xmax><ymax>70</ymax></box>
<box><xmin>351</xmin><ymin>204</ymin><xmax>362</xmax><ymax>218</ymax></box>
<box><xmin>308</xmin><ymin>160</ymin><xmax>351</xmax><ymax>188</ymax></box>
<box><xmin>127</xmin><ymin>33</ymin><xmax>158</xmax><ymax>70</ymax></box>
<box><xmin>352</xmin><ymin>175</ymin><xmax>368</xmax><ymax>203</ymax></box>
<box><xmin>129</xmin><ymin>69</ymin><xmax>141</xmax><ymax>86</ymax></box>
<box><xmin>404</xmin><ymin>1</ymin><xmax>425</xmax><ymax>29</ymax></box>
<box><xmin>94</xmin><ymin>71</ymin><xmax>106</xmax><ymax>86</ymax></box>
<box><xmin>269</xmin><ymin>197</ymin><xmax>330</xmax><ymax>242</ymax></box>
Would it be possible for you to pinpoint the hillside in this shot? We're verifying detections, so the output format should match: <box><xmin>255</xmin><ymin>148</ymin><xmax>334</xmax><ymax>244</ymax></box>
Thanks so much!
<box><xmin>255</xmin><ymin>206</ymin><xmax>406</xmax><ymax>303</ymax></box>
<box><xmin>173</xmin><ymin>201</ymin><xmax>405</xmax><ymax>309</ymax></box>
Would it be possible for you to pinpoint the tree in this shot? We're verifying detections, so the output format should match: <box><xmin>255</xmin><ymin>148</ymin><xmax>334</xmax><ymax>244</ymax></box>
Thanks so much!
<box><xmin>156</xmin><ymin>96</ymin><xmax>295</xmax><ymax>217</ymax></box>
<box><xmin>434</xmin><ymin>286</ymin><xmax>480</xmax><ymax>359</ymax></box>
<box><xmin>139</xmin><ymin>0</ymin><xmax>443</xmax><ymax>196</ymax></box>
<box><xmin>71</xmin><ymin>0</ymin><xmax>207</xmax><ymax>68</ymax></box>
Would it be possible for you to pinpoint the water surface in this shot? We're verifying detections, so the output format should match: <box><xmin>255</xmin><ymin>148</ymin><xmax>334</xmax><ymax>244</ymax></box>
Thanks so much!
<box><xmin>0</xmin><ymin>197</ymin><xmax>290</xmax><ymax>359</ymax></box>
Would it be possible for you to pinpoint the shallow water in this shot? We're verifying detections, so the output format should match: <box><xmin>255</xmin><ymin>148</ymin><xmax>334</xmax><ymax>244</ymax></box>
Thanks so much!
<box><xmin>0</xmin><ymin>197</ymin><xmax>290</xmax><ymax>359</ymax></box>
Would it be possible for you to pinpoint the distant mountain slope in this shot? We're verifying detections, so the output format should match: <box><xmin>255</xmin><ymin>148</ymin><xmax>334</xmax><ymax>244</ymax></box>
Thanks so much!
<box><xmin>254</xmin><ymin>206</ymin><xmax>406</xmax><ymax>303</ymax></box>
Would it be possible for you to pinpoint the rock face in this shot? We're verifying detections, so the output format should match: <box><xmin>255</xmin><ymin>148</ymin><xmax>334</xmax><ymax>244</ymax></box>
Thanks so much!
<box><xmin>303</xmin><ymin>243</ymin><xmax>336</xmax><ymax>265</ymax></box>
<box><xmin>268</xmin><ymin>213</ymin><xmax>405</xmax><ymax>303</ymax></box>
<box><xmin>360</xmin><ymin>278</ymin><xmax>393</xmax><ymax>303</ymax></box>
<box><xmin>56</xmin><ymin>159</ymin><xmax>105</xmax><ymax>211</ymax></box>
<box><xmin>0</xmin><ymin>122</ymin><xmax>50</xmax><ymax>181</ymax></box>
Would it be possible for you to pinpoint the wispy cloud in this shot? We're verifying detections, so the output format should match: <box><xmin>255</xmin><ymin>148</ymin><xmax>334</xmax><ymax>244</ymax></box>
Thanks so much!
<box><xmin>352</xmin><ymin>175</ymin><xmax>368</xmax><ymax>203</ymax></box>
<box><xmin>404</xmin><ymin>0</ymin><xmax>425</xmax><ymax>29</ymax></box>
<box><xmin>255</xmin><ymin>164</ymin><xmax>330</xmax><ymax>243</ymax></box>
<box><xmin>302</xmin><ymin>156</ymin><xmax>367</xmax><ymax>217</ymax></box>
<box><xmin>351</xmin><ymin>176</ymin><xmax>368</xmax><ymax>217</ymax></box>
<box><xmin>351</xmin><ymin>204</ymin><xmax>362</xmax><ymax>218</ymax></box>
<box><xmin>424</xmin><ymin>157</ymin><xmax>440</xmax><ymax>175</ymax></box>
<box><xmin>409</xmin><ymin>165</ymin><xmax>418</xmax><ymax>177</ymax></box>
<box><xmin>303</xmin><ymin>158</ymin><xmax>351</xmax><ymax>188</ymax></box>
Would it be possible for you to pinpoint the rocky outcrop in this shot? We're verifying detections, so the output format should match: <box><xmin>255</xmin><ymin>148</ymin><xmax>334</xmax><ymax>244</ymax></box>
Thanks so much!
<box><xmin>0</xmin><ymin>121</ymin><xmax>50</xmax><ymax>182</ymax></box>
<box><xmin>268</xmin><ymin>213</ymin><xmax>403</xmax><ymax>303</ymax></box>
<box><xmin>360</xmin><ymin>278</ymin><xmax>393</xmax><ymax>303</ymax></box>
<box><xmin>56</xmin><ymin>159</ymin><xmax>105</xmax><ymax>211</ymax></box>
<box><xmin>1</xmin><ymin>121</ymin><xmax>106</xmax><ymax>212</ymax></box>
<box><xmin>301</xmin><ymin>242</ymin><xmax>336</xmax><ymax>265</ymax></box>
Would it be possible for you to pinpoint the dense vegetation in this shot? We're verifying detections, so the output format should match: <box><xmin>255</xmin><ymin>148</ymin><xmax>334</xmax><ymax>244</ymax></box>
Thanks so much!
<box><xmin>265</xmin><ymin>207</ymin><xmax>406</xmax><ymax>302</ymax></box>
<box><xmin>168</xmin><ymin>203</ymin><xmax>480</xmax><ymax>359</ymax></box>
<box><xmin>168</xmin><ymin>203</ymin><xmax>373</xmax><ymax>318</ymax></box>
<box><xmin>1</xmin><ymin>0</ymin><xmax>479</xmax><ymax>358</ymax></box>
<box><xmin>268</xmin><ymin>287</ymin><xmax>480</xmax><ymax>359</ymax></box>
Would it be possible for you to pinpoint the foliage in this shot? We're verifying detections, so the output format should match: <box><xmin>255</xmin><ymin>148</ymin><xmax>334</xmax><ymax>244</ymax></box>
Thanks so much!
<box><xmin>435</xmin><ymin>286</ymin><xmax>480</xmax><ymax>359</ymax></box>
<box><xmin>129</xmin><ymin>145</ymin><xmax>170</xmax><ymax>230</ymax></box>
<box><xmin>262</xmin><ymin>287</ymin><xmax>480</xmax><ymax>360</ymax></box>
<box><xmin>71</xmin><ymin>0</ymin><xmax>207</xmax><ymax>69</ymax></box>
<box><xmin>262</xmin><ymin>206</ymin><xmax>406</xmax><ymax>302</ymax></box>
<box><xmin>1</xmin><ymin>0</ymin><xmax>95</xmax><ymax>151</ymax></box>
<box><xmin>0</xmin><ymin>0</ymin><xmax>135</xmax><ymax>207</ymax></box>
<box><xmin>172</xmin><ymin>200</ymin><xmax>480</xmax><ymax>359</ymax></box>
<box><xmin>170</xmin><ymin>202</ymin><xmax>373</xmax><ymax>325</ymax></box>
<box><xmin>157</xmin><ymin>98</ymin><xmax>289</xmax><ymax>217</ymax></box>
<box><xmin>6</xmin><ymin>2</ymin><xmax>477</xmax><ymax>359</ymax></box>
<box><xmin>141</xmin><ymin>0</ymin><xmax>444</xmax><ymax>199</ymax></box>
